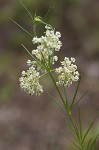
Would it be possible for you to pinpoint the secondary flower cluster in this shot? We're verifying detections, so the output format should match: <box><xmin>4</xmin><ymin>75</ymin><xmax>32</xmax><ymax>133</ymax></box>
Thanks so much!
<box><xmin>19</xmin><ymin>66</ymin><xmax>43</xmax><ymax>96</ymax></box>
<box><xmin>19</xmin><ymin>24</ymin><xmax>79</xmax><ymax>96</ymax></box>
<box><xmin>55</xmin><ymin>57</ymin><xmax>79</xmax><ymax>87</ymax></box>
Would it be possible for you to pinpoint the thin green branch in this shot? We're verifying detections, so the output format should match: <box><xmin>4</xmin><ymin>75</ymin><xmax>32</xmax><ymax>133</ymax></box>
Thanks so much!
<box><xmin>44</xmin><ymin>89</ymin><xmax>65</xmax><ymax>111</ymax></box>
<box><xmin>33</xmin><ymin>20</ymin><xmax>37</xmax><ymax>36</ymax></box>
<box><xmin>19</xmin><ymin>1</ymin><xmax>36</xmax><ymax>36</ymax></box>
<box><xmin>9</xmin><ymin>17</ymin><xmax>33</xmax><ymax>38</ymax></box>
<box><xmin>63</xmin><ymin>85</ymin><xmax>68</xmax><ymax>102</ymax></box>
<box><xmin>40</xmin><ymin>69</ymin><xmax>55</xmax><ymax>78</ymax></box>
<box><xmin>43</xmin><ymin>6</ymin><xmax>54</xmax><ymax>22</ymax></box>
<box><xmin>81</xmin><ymin>115</ymin><xmax>98</xmax><ymax>144</ymax></box>
<box><xmin>91</xmin><ymin>134</ymin><xmax>99</xmax><ymax>150</ymax></box>
<box><xmin>61</xmin><ymin>129</ymin><xmax>82</xmax><ymax>150</ymax></box>
<box><xmin>86</xmin><ymin>138</ymin><xmax>92</xmax><ymax>150</ymax></box>
<box><xmin>70</xmin><ymin>75</ymin><xmax>82</xmax><ymax>110</ymax></box>
<box><xmin>39</xmin><ymin>52</ymin><xmax>66</xmax><ymax>109</ymax></box>
<box><xmin>63</xmin><ymin>85</ymin><xmax>69</xmax><ymax>112</ymax></box>
<box><xmin>21</xmin><ymin>44</ymin><xmax>34</xmax><ymax>58</ymax></box>
<box><xmin>78</xmin><ymin>107</ymin><xmax>83</xmax><ymax>140</ymax></box>
<box><xmin>69</xmin><ymin>113</ymin><xmax>80</xmax><ymax>141</ymax></box>
<box><xmin>40</xmin><ymin>52</ymin><xmax>49</xmax><ymax>70</ymax></box>
<box><xmin>19</xmin><ymin>1</ymin><xmax>34</xmax><ymax>20</ymax></box>
<box><xmin>49</xmin><ymin>72</ymin><xmax>66</xmax><ymax>108</ymax></box>
<box><xmin>69</xmin><ymin>113</ymin><xmax>86</xmax><ymax>149</ymax></box>
<box><xmin>74</xmin><ymin>87</ymin><xmax>91</xmax><ymax>107</ymax></box>
<box><xmin>21</xmin><ymin>44</ymin><xmax>45</xmax><ymax>70</ymax></box>
<box><xmin>64</xmin><ymin>117</ymin><xmax>79</xmax><ymax>142</ymax></box>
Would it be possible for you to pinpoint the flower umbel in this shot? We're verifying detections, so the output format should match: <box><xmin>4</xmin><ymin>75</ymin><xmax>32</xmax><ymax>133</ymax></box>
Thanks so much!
<box><xmin>32</xmin><ymin>25</ymin><xmax>62</xmax><ymax>70</ymax></box>
<box><xmin>19</xmin><ymin>66</ymin><xmax>43</xmax><ymax>96</ymax></box>
<box><xmin>19</xmin><ymin>24</ymin><xmax>79</xmax><ymax>95</ymax></box>
<box><xmin>55</xmin><ymin>57</ymin><xmax>79</xmax><ymax>86</ymax></box>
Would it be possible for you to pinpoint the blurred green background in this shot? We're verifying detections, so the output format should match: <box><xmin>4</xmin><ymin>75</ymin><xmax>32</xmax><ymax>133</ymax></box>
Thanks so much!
<box><xmin>0</xmin><ymin>0</ymin><xmax>99</xmax><ymax>149</ymax></box>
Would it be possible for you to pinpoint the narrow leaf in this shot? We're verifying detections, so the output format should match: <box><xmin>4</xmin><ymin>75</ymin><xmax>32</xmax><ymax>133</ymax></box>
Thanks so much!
<box><xmin>61</xmin><ymin>130</ymin><xmax>82</xmax><ymax>150</ymax></box>
<box><xmin>9</xmin><ymin>17</ymin><xmax>33</xmax><ymax>38</ymax></box>
<box><xmin>81</xmin><ymin>115</ymin><xmax>98</xmax><ymax>144</ymax></box>
<box><xmin>64</xmin><ymin>117</ymin><xmax>78</xmax><ymax>142</ymax></box>
<box><xmin>21</xmin><ymin>44</ymin><xmax>44</xmax><ymax>69</ymax></box>
<box><xmin>21</xmin><ymin>44</ymin><xmax>34</xmax><ymax>58</ymax></box>
<box><xmin>19</xmin><ymin>1</ymin><xmax>34</xmax><ymax>20</ymax></box>
<box><xmin>78</xmin><ymin>107</ymin><xmax>83</xmax><ymax>139</ymax></box>
<box><xmin>44</xmin><ymin>89</ymin><xmax>65</xmax><ymax>111</ymax></box>
<box><xmin>86</xmin><ymin>138</ymin><xmax>92</xmax><ymax>150</ymax></box>
<box><xmin>70</xmin><ymin>75</ymin><xmax>82</xmax><ymax>110</ymax></box>
<box><xmin>74</xmin><ymin>87</ymin><xmax>91</xmax><ymax>107</ymax></box>
<box><xmin>63</xmin><ymin>85</ymin><xmax>69</xmax><ymax>112</ymax></box>
<box><xmin>91</xmin><ymin>134</ymin><xmax>99</xmax><ymax>150</ymax></box>
<box><xmin>43</xmin><ymin>6</ymin><xmax>54</xmax><ymax>23</ymax></box>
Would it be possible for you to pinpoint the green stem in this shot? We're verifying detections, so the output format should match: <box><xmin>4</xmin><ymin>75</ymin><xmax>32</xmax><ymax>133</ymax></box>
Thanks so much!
<box><xmin>70</xmin><ymin>76</ymin><xmax>82</xmax><ymax>110</ymax></box>
<box><xmin>40</xmin><ymin>69</ymin><xmax>55</xmax><ymax>78</ymax></box>
<box><xmin>68</xmin><ymin>113</ymin><xmax>85</xmax><ymax>150</ymax></box>
<box><xmin>63</xmin><ymin>85</ymin><xmax>69</xmax><ymax>112</ymax></box>
<box><xmin>48</xmin><ymin>71</ymin><xmax>86</xmax><ymax>149</ymax></box>
<box><xmin>49</xmin><ymin>72</ymin><xmax>65</xmax><ymax>105</ymax></box>
<box><xmin>33</xmin><ymin>22</ymin><xmax>37</xmax><ymax>37</ymax></box>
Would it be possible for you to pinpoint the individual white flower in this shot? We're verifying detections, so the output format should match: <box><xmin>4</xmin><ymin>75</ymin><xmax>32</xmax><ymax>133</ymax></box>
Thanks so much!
<box><xmin>19</xmin><ymin>66</ymin><xmax>43</xmax><ymax>96</ymax></box>
<box><xmin>52</xmin><ymin>56</ymin><xmax>58</xmax><ymax>64</ymax></box>
<box><xmin>55</xmin><ymin>31</ymin><xmax>61</xmax><ymax>38</ymax></box>
<box><xmin>53</xmin><ymin>56</ymin><xmax>58</xmax><ymax>62</ymax></box>
<box><xmin>21</xmin><ymin>71</ymin><xmax>26</xmax><ymax>76</ymax></box>
<box><xmin>71</xmin><ymin>57</ymin><xmax>75</xmax><ymax>62</ymax></box>
<box><xmin>27</xmin><ymin>60</ymin><xmax>31</xmax><ymax>66</ymax></box>
<box><xmin>32</xmin><ymin>37</ymin><xmax>42</xmax><ymax>44</ymax></box>
<box><xmin>45</xmin><ymin>25</ymin><xmax>52</xmax><ymax>30</ymax></box>
<box><xmin>55</xmin><ymin>57</ymin><xmax>79</xmax><ymax>87</ymax></box>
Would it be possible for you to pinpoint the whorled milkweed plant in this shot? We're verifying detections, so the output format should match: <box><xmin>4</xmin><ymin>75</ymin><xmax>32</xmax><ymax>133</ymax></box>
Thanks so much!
<box><xmin>11</xmin><ymin>1</ymin><xmax>99</xmax><ymax>149</ymax></box>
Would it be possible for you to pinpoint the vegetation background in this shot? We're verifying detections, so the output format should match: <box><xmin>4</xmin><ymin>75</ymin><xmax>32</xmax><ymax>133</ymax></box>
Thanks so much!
<box><xmin>0</xmin><ymin>0</ymin><xmax>99</xmax><ymax>149</ymax></box>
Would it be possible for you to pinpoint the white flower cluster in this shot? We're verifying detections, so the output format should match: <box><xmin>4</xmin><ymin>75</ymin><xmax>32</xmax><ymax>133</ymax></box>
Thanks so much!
<box><xmin>19</xmin><ymin>66</ymin><xmax>43</xmax><ymax>96</ymax></box>
<box><xmin>55</xmin><ymin>57</ymin><xmax>79</xmax><ymax>87</ymax></box>
<box><xmin>19</xmin><ymin>25</ymin><xmax>62</xmax><ymax>96</ymax></box>
<box><xmin>32</xmin><ymin>25</ymin><xmax>62</xmax><ymax>67</ymax></box>
<box><xmin>19</xmin><ymin>23</ymin><xmax>79</xmax><ymax>96</ymax></box>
